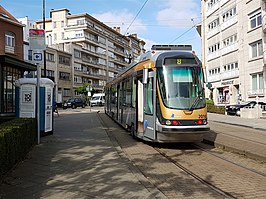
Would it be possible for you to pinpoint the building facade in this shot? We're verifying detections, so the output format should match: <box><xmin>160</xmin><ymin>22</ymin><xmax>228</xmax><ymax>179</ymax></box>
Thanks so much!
<box><xmin>34</xmin><ymin>8</ymin><xmax>145</xmax><ymax>102</ymax></box>
<box><xmin>0</xmin><ymin>6</ymin><xmax>36</xmax><ymax>116</ymax></box>
<box><xmin>201</xmin><ymin>0</ymin><xmax>266</xmax><ymax>105</ymax></box>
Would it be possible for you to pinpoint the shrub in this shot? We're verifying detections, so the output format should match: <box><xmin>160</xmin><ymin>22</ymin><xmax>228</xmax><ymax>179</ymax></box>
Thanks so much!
<box><xmin>206</xmin><ymin>99</ymin><xmax>214</xmax><ymax>105</ymax></box>
<box><xmin>0</xmin><ymin>118</ymin><xmax>37</xmax><ymax>178</ymax></box>
<box><xmin>207</xmin><ymin>104</ymin><xmax>225</xmax><ymax>114</ymax></box>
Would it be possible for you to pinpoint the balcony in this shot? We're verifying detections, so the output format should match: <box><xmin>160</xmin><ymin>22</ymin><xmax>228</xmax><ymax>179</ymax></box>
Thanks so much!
<box><xmin>5</xmin><ymin>46</ymin><xmax>14</xmax><ymax>54</ymax></box>
<box><xmin>207</xmin><ymin>27</ymin><xmax>220</xmax><ymax>39</ymax></box>
<box><xmin>221</xmin><ymin>16</ymin><xmax>237</xmax><ymax>31</ymax></box>
<box><xmin>263</xmin><ymin>14</ymin><xmax>266</xmax><ymax>33</ymax></box>
<box><xmin>207</xmin><ymin>51</ymin><xmax>220</xmax><ymax>61</ymax></box>
<box><xmin>263</xmin><ymin>51</ymin><xmax>266</xmax><ymax>65</ymax></box>
<box><xmin>220</xmin><ymin>0</ymin><xmax>229</xmax><ymax>6</ymax></box>
<box><xmin>221</xmin><ymin>70</ymin><xmax>239</xmax><ymax>80</ymax></box>
<box><xmin>206</xmin><ymin>2</ymin><xmax>219</xmax><ymax>17</ymax></box>
<box><xmin>207</xmin><ymin>74</ymin><xmax>221</xmax><ymax>83</ymax></box>
<box><xmin>247</xmin><ymin>89</ymin><xmax>265</xmax><ymax>97</ymax></box>
<box><xmin>221</xmin><ymin>43</ymin><xmax>238</xmax><ymax>56</ymax></box>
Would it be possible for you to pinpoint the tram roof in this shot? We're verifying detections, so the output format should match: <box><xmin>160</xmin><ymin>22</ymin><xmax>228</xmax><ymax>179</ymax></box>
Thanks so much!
<box><xmin>106</xmin><ymin>44</ymin><xmax>197</xmax><ymax>85</ymax></box>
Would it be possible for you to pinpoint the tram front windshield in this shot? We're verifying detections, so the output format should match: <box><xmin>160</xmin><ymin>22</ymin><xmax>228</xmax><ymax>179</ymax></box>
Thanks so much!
<box><xmin>157</xmin><ymin>66</ymin><xmax>206</xmax><ymax>110</ymax></box>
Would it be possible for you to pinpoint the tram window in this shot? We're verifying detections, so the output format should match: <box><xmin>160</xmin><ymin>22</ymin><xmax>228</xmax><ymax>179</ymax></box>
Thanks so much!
<box><xmin>121</xmin><ymin>82</ymin><xmax>126</xmax><ymax>106</ymax></box>
<box><xmin>125</xmin><ymin>79</ymin><xmax>132</xmax><ymax>106</ymax></box>
<box><xmin>145</xmin><ymin>77</ymin><xmax>153</xmax><ymax>115</ymax></box>
<box><xmin>132</xmin><ymin>77</ymin><xmax>136</xmax><ymax>108</ymax></box>
<box><xmin>111</xmin><ymin>86</ymin><xmax>116</xmax><ymax>104</ymax></box>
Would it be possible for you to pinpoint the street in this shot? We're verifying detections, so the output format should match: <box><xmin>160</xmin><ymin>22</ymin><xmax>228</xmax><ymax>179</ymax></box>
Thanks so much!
<box><xmin>0</xmin><ymin>107</ymin><xmax>266</xmax><ymax>199</ymax></box>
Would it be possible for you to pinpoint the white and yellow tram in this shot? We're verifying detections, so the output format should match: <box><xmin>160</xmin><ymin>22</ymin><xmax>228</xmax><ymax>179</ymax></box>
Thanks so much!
<box><xmin>105</xmin><ymin>45</ymin><xmax>210</xmax><ymax>142</ymax></box>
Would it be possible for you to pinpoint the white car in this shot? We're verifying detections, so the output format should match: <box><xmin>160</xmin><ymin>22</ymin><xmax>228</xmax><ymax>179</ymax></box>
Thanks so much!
<box><xmin>90</xmin><ymin>93</ymin><xmax>105</xmax><ymax>106</ymax></box>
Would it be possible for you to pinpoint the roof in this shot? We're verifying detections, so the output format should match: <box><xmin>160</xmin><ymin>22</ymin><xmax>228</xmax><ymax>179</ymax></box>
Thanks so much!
<box><xmin>0</xmin><ymin>5</ymin><xmax>19</xmax><ymax>22</ymax></box>
<box><xmin>0</xmin><ymin>55</ymin><xmax>37</xmax><ymax>71</ymax></box>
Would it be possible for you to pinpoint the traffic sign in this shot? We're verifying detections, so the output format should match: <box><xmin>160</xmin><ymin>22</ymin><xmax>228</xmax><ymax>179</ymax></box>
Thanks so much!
<box><xmin>33</xmin><ymin>53</ymin><xmax>42</xmax><ymax>61</ymax></box>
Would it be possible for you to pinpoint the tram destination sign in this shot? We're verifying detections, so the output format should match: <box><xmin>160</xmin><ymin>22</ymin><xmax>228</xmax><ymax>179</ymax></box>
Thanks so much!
<box><xmin>164</xmin><ymin>58</ymin><xmax>197</xmax><ymax>65</ymax></box>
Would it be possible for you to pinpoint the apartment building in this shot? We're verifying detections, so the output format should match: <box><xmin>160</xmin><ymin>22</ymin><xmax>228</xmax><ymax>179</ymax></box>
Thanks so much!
<box><xmin>0</xmin><ymin>6</ymin><xmax>36</xmax><ymax>116</ymax></box>
<box><xmin>35</xmin><ymin>8</ymin><xmax>145</xmax><ymax>98</ymax></box>
<box><xmin>201</xmin><ymin>0</ymin><xmax>266</xmax><ymax>105</ymax></box>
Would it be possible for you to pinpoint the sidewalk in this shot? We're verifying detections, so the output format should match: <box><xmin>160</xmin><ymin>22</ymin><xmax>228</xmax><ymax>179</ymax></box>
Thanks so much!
<box><xmin>0</xmin><ymin>111</ymin><xmax>165</xmax><ymax>199</ymax></box>
<box><xmin>208</xmin><ymin>112</ymin><xmax>266</xmax><ymax>131</ymax></box>
<box><xmin>205</xmin><ymin>113</ymin><xmax>266</xmax><ymax>162</ymax></box>
<box><xmin>1</xmin><ymin>110</ymin><xmax>265</xmax><ymax>198</ymax></box>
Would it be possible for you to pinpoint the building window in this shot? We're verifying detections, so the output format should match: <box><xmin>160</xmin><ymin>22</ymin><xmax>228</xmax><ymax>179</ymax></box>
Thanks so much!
<box><xmin>222</xmin><ymin>7</ymin><xmax>236</xmax><ymax>22</ymax></box>
<box><xmin>41</xmin><ymin>69</ymin><xmax>54</xmax><ymax>78</ymax></box>
<box><xmin>77</xmin><ymin>19</ymin><xmax>85</xmax><ymax>25</ymax></box>
<box><xmin>61</xmin><ymin>32</ymin><xmax>64</xmax><ymax>40</ymax></box>
<box><xmin>252</xmin><ymin>73</ymin><xmax>264</xmax><ymax>93</ymax></box>
<box><xmin>61</xmin><ymin>20</ymin><xmax>64</xmax><ymax>27</ymax></box>
<box><xmin>53</xmin><ymin>21</ymin><xmax>57</xmax><ymax>28</ymax></box>
<box><xmin>223</xmin><ymin>34</ymin><xmax>237</xmax><ymax>47</ymax></box>
<box><xmin>59</xmin><ymin>55</ymin><xmax>70</xmax><ymax>65</ymax></box>
<box><xmin>5</xmin><ymin>32</ymin><xmax>15</xmax><ymax>47</ymax></box>
<box><xmin>209</xmin><ymin>67</ymin><xmax>220</xmax><ymax>76</ymax></box>
<box><xmin>208</xmin><ymin>42</ymin><xmax>220</xmax><ymax>54</ymax></box>
<box><xmin>208</xmin><ymin>18</ymin><xmax>219</xmax><ymax>31</ymax></box>
<box><xmin>63</xmin><ymin>88</ymin><xmax>71</xmax><ymax>97</ymax></box>
<box><xmin>5</xmin><ymin>32</ymin><xmax>15</xmax><ymax>53</ymax></box>
<box><xmin>1</xmin><ymin>66</ymin><xmax>21</xmax><ymax>114</ymax></box>
<box><xmin>250</xmin><ymin>40</ymin><xmax>263</xmax><ymax>58</ymax></box>
<box><xmin>46</xmin><ymin>53</ymin><xmax>55</xmax><ymax>62</ymax></box>
<box><xmin>28</xmin><ymin>50</ymin><xmax>33</xmax><ymax>60</ymax></box>
<box><xmin>59</xmin><ymin>72</ymin><xmax>70</xmax><ymax>80</ymax></box>
<box><xmin>208</xmin><ymin>0</ymin><xmax>220</xmax><ymax>9</ymax></box>
<box><xmin>74</xmin><ymin>76</ymin><xmax>82</xmax><ymax>83</ymax></box>
<box><xmin>54</xmin><ymin>33</ymin><xmax>57</xmax><ymax>42</ymax></box>
<box><xmin>74</xmin><ymin>49</ymin><xmax>81</xmax><ymax>58</ymax></box>
<box><xmin>249</xmin><ymin>12</ymin><xmax>262</xmax><ymax>29</ymax></box>
<box><xmin>223</xmin><ymin>62</ymin><xmax>238</xmax><ymax>72</ymax></box>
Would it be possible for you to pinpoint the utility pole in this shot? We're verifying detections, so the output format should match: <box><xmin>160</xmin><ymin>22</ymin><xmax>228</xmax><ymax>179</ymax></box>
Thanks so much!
<box><xmin>43</xmin><ymin>0</ymin><xmax>47</xmax><ymax>77</ymax></box>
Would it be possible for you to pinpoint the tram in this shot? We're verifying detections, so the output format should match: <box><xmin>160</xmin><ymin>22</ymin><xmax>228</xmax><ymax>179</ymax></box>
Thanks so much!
<box><xmin>105</xmin><ymin>45</ymin><xmax>210</xmax><ymax>142</ymax></box>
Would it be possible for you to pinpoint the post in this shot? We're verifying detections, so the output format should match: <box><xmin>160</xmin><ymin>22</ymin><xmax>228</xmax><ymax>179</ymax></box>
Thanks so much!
<box><xmin>36</xmin><ymin>63</ymin><xmax>41</xmax><ymax>144</ymax></box>
<box><xmin>43</xmin><ymin>0</ymin><xmax>46</xmax><ymax>77</ymax></box>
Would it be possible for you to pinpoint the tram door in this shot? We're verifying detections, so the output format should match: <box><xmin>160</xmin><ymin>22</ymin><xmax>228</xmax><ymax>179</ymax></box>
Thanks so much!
<box><xmin>143</xmin><ymin>71</ymin><xmax>155</xmax><ymax>140</ymax></box>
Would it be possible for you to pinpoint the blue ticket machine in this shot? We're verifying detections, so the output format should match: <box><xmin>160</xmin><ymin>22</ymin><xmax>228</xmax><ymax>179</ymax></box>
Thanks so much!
<box><xmin>15</xmin><ymin>78</ymin><xmax>55</xmax><ymax>136</ymax></box>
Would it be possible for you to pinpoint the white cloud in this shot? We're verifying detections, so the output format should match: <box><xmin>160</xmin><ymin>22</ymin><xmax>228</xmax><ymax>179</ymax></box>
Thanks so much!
<box><xmin>141</xmin><ymin>38</ymin><xmax>157</xmax><ymax>51</ymax></box>
<box><xmin>93</xmin><ymin>10</ymin><xmax>146</xmax><ymax>35</ymax></box>
<box><xmin>157</xmin><ymin>0</ymin><xmax>200</xmax><ymax>28</ymax></box>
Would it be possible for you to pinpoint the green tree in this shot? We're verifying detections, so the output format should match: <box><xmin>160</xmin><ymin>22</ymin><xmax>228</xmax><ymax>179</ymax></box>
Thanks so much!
<box><xmin>75</xmin><ymin>83</ymin><xmax>90</xmax><ymax>96</ymax></box>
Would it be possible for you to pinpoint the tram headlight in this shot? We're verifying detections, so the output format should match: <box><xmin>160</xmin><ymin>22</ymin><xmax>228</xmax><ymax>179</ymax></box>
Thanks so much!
<box><xmin>165</xmin><ymin>120</ymin><xmax>171</xmax><ymax>125</ymax></box>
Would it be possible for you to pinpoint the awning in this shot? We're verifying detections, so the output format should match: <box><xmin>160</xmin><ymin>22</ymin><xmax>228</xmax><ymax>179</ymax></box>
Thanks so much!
<box><xmin>0</xmin><ymin>55</ymin><xmax>37</xmax><ymax>71</ymax></box>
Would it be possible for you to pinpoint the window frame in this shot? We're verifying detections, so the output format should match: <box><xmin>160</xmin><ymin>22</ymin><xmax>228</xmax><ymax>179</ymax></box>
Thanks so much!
<box><xmin>5</xmin><ymin>32</ymin><xmax>15</xmax><ymax>47</ymax></box>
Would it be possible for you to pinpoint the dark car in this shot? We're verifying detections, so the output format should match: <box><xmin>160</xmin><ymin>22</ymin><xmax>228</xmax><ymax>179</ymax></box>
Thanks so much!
<box><xmin>63</xmin><ymin>98</ymin><xmax>86</xmax><ymax>109</ymax></box>
<box><xmin>225</xmin><ymin>101</ymin><xmax>266</xmax><ymax>116</ymax></box>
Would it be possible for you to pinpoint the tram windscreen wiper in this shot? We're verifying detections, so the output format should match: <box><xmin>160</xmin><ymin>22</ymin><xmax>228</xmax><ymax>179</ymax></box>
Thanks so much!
<box><xmin>189</xmin><ymin>90</ymin><xmax>203</xmax><ymax>111</ymax></box>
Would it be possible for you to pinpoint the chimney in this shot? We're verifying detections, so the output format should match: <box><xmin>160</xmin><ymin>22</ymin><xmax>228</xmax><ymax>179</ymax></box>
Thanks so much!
<box><xmin>113</xmin><ymin>27</ymin><xmax>120</xmax><ymax>33</ymax></box>
<box><xmin>50</xmin><ymin>9</ymin><xmax>54</xmax><ymax>18</ymax></box>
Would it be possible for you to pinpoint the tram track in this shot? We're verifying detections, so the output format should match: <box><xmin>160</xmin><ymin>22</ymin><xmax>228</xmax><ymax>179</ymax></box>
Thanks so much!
<box><xmin>153</xmin><ymin>147</ymin><xmax>236</xmax><ymax>199</ymax></box>
<box><xmin>97</xmin><ymin>112</ymin><xmax>266</xmax><ymax>199</ymax></box>
<box><xmin>192</xmin><ymin>143</ymin><xmax>266</xmax><ymax>178</ymax></box>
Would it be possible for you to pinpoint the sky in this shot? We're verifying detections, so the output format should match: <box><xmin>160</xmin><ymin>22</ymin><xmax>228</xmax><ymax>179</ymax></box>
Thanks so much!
<box><xmin>0</xmin><ymin>0</ymin><xmax>202</xmax><ymax>57</ymax></box>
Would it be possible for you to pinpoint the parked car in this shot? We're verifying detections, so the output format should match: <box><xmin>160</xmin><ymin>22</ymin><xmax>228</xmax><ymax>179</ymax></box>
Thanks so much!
<box><xmin>63</xmin><ymin>98</ymin><xmax>86</xmax><ymax>109</ymax></box>
<box><xmin>90</xmin><ymin>93</ymin><xmax>105</xmax><ymax>106</ymax></box>
<box><xmin>225</xmin><ymin>101</ymin><xmax>266</xmax><ymax>116</ymax></box>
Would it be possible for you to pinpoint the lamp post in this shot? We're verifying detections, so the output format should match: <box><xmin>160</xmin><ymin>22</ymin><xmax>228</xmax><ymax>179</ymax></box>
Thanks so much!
<box><xmin>43</xmin><ymin>0</ymin><xmax>46</xmax><ymax>77</ymax></box>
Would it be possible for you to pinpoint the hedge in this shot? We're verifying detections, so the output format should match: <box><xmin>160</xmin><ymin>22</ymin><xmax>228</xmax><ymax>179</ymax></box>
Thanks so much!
<box><xmin>0</xmin><ymin>118</ymin><xmax>37</xmax><ymax>178</ymax></box>
<box><xmin>205</xmin><ymin>99</ymin><xmax>225</xmax><ymax>114</ymax></box>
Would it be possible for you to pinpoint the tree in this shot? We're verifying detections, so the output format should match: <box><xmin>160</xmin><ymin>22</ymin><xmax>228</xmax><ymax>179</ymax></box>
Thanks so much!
<box><xmin>75</xmin><ymin>84</ymin><xmax>90</xmax><ymax>96</ymax></box>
